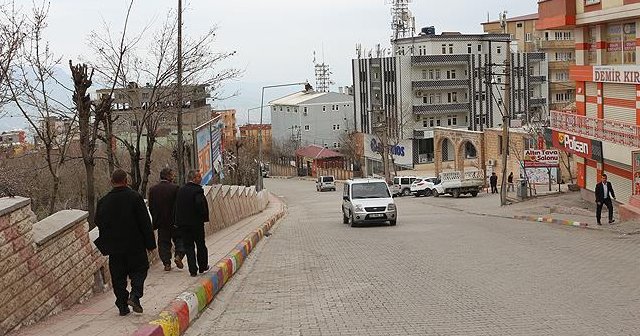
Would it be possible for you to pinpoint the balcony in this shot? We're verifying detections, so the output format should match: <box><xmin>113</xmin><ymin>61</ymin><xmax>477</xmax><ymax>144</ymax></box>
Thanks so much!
<box><xmin>536</xmin><ymin>0</ymin><xmax>576</xmax><ymax>30</ymax></box>
<box><xmin>527</xmin><ymin>52</ymin><xmax>546</xmax><ymax>62</ymax></box>
<box><xmin>413</xmin><ymin>103</ymin><xmax>470</xmax><ymax>115</ymax></box>
<box><xmin>412</xmin><ymin>55</ymin><xmax>470</xmax><ymax>65</ymax></box>
<box><xmin>551</xmin><ymin>110</ymin><xmax>640</xmax><ymax>148</ymax></box>
<box><xmin>540</xmin><ymin>39</ymin><xmax>575</xmax><ymax>50</ymax></box>
<box><xmin>530</xmin><ymin>98</ymin><xmax>547</xmax><ymax>106</ymax></box>
<box><xmin>412</xmin><ymin>79</ymin><xmax>470</xmax><ymax>89</ymax></box>
<box><xmin>529</xmin><ymin>76</ymin><xmax>546</xmax><ymax>84</ymax></box>
<box><xmin>548</xmin><ymin>60</ymin><xmax>572</xmax><ymax>70</ymax></box>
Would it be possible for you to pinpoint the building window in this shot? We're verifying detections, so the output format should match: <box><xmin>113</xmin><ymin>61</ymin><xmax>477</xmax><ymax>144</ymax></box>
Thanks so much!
<box><xmin>287</xmin><ymin>107</ymin><xmax>290</xmax><ymax>112</ymax></box>
<box><xmin>322</xmin><ymin>105</ymin><xmax>326</xmax><ymax>112</ymax></box>
<box><xmin>441</xmin><ymin>44</ymin><xmax>446</xmax><ymax>54</ymax></box>
<box><xmin>435</xmin><ymin>93</ymin><xmax>442</xmax><ymax>104</ymax></box>
<box><xmin>435</xmin><ymin>69</ymin><xmax>441</xmax><ymax>79</ymax></box>
<box><xmin>279</xmin><ymin>106</ymin><xmax>282</xmax><ymax>111</ymax></box>
<box><xmin>605</xmin><ymin>22</ymin><xmax>636</xmax><ymax>65</ymax></box>
<box><xmin>422</xmin><ymin>70</ymin><xmax>427</xmax><ymax>79</ymax></box>
<box><xmin>423</xmin><ymin>119</ymin><xmax>429</xmax><ymax>128</ymax></box>
<box><xmin>436</xmin><ymin>119</ymin><xmax>441</xmax><ymax>126</ymax></box>
<box><xmin>332</xmin><ymin>124</ymin><xmax>341</xmax><ymax>131</ymax></box>
<box><xmin>497</xmin><ymin>46</ymin><xmax>502</xmax><ymax>54</ymax></box>
<box><xmin>467</xmin><ymin>44</ymin><xmax>472</xmax><ymax>54</ymax></box>
<box><xmin>324</xmin><ymin>143</ymin><xmax>328</xmax><ymax>148</ymax></box>
<box><xmin>429</xmin><ymin>118</ymin><xmax>435</xmax><ymax>127</ymax></box>
<box><xmin>447</xmin><ymin>92</ymin><xmax>457</xmax><ymax>103</ymax></box>
<box><xmin>428</xmin><ymin>69</ymin><xmax>434</xmax><ymax>79</ymax></box>
<box><xmin>294</xmin><ymin>107</ymin><xmax>298</xmax><ymax>113</ymax></box>
<box><xmin>447</xmin><ymin>69</ymin><xmax>456</xmax><ymax>79</ymax></box>
<box><xmin>477</xmin><ymin>44</ymin><xmax>482</xmax><ymax>52</ymax></box>
<box><xmin>304</xmin><ymin>107</ymin><xmax>308</xmax><ymax>113</ymax></box>
<box><xmin>517</xmin><ymin>23</ymin><xmax>523</xmax><ymax>28</ymax></box>
<box><xmin>525</xmin><ymin>33</ymin><xmax>532</xmax><ymax>42</ymax></box>
<box><xmin>447</xmin><ymin>115</ymin><xmax>458</xmax><ymax>126</ymax></box>
<box><xmin>448</xmin><ymin>44</ymin><xmax>453</xmax><ymax>54</ymax></box>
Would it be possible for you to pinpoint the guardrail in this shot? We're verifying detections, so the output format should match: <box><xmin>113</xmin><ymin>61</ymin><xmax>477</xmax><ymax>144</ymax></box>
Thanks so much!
<box><xmin>550</xmin><ymin>110</ymin><xmax>640</xmax><ymax>148</ymax></box>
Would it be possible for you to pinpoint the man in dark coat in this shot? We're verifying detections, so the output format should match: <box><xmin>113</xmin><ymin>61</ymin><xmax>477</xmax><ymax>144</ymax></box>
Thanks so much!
<box><xmin>175</xmin><ymin>169</ymin><xmax>210</xmax><ymax>277</ymax></box>
<box><xmin>148</xmin><ymin>167</ymin><xmax>184</xmax><ymax>271</ymax></box>
<box><xmin>595</xmin><ymin>173</ymin><xmax>616</xmax><ymax>225</ymax></box>
<box><xmin>490</xmin><ymin>172</ymin><xmax>498</xmax><ymax>194</ymax></box>
<box><xmin>96</xmin><ymin>169</ymin><xmax>156</xmax><ymax>316</ymax></box>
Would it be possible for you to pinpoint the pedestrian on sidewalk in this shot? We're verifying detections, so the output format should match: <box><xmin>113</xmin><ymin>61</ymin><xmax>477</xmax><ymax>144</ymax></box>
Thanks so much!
<box><xmin>595</xmin><ymin>173</ymin><xmax>616</xmax><ymax>225</ymax></box>
<box><xmin>95</xmin><ymin>169</ymin><xmax>156</xmax><ymax>316</ymax></box>
<box><xmin>175</xmin><ymin>169</ymin><xmax>210</xmax><ymax>277</ymax></box>
<box><xmin>148</xmin><ymin>167</ymin><xmax>185</xmax><ymax>272</ymax></box>
<box><xmin>490</xmin><ymin>172</ymin><xmax>498</xmax><ymax>194</ymax></box>
<box><xmin>507</xmin><ymin>172</ymin><xmax>514</xmax><ymax>192</ymax></box>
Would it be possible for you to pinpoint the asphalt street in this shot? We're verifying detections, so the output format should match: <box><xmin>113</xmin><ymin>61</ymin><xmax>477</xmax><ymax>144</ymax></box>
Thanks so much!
<box><xmin>186</xmin><ymin>178</ymin><xmax>640</xmax><ymax>336</ymax></box>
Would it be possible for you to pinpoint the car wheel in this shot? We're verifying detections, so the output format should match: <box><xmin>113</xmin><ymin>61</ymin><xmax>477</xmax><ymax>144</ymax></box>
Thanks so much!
<box><xmin>350</xmin><ymin>213</ymin><xmax>357</xmax><ymax>227</ymax></box>
<box><xmin>402</xmin><ymin>188</ymin><xmax>411</xmax><ymax>196</ymax></box>
<box><xmin>343</xmin><ymin>212</ymin><xmax>349</xmax><ymax>224</ymax></box>
<box><xmin>470</xmin><ymin>191</ymin><xmax>478</xmax><ymax>197</ymax></box>
<box><xmin>452</xmin><ymin>189</ymin><xmax>460</xmax><ymax>198</ymax></box>
<box><xmin>424</xmin><ymin>189</ymin><xmax>432</xmax><ymax>197</ymax></box>
<box><xmin>414</xmin><ymin>191</ymin><xmax>421</xmax><ymax>197</ymax></box>
<box><xmin>432</xmin><ymin>189</ymin><xmax>439</xmax><ymax>197</ymax></box>
<box><xmin>389</xmin><ymin>220</ymin><xmax>397</xmax><ymax>226</ymax></box>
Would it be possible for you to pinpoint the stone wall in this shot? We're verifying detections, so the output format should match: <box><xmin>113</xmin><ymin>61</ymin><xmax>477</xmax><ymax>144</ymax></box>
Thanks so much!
<box><xmin>0</xmin><ymin>185</ymin><xmax>269</xmax><ymax>336</ymax></box>
<box><xmin>0</xmin><ymin>197</ymin><xmax>106</xmax><ymax>336</ymax></box>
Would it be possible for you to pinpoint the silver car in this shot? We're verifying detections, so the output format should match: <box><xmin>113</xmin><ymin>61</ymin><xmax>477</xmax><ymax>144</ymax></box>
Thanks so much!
<box><xmin>316</xmin><ymin>175</ymin><xmax>336</xmax><ymax>192</ymax></box>
<box><xmin>342</xmin><ymin>179</ymin><xmax>397</xmax><ymax>227</ymax></box>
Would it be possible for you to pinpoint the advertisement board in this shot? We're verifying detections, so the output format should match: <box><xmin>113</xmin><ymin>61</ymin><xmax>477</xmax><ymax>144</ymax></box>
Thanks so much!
<box><xmin>363</xmin><ymin>133</ymin><xmax>413</xmax><ymax>167</ymax></box>
<box><xmin>210</xmin><ymin>120</ymin><xmax>224</xmax><ymax>178</ymax></box>
<box><xmin>551</xmin><ymin>130</ymin><xmax>603</xmax><ymax>162</ymax></box>
<box><xmin>196</xmin><ymin>125</ymin><xmax>213</xmax><ymax>185</ymax></box>
<box><xmin>523</xmin><ymin>149</ymin><xmax>560</xmax><ymax>168</ymax></box>
<box><xmin>593</xmin><ymin>65</ymin><xmax>640</xmax><ymax>84</ymax></box>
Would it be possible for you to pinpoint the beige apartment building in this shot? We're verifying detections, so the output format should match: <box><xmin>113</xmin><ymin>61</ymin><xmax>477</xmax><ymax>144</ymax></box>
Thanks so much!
<box><xmin>483</xmin><ymin>13</ymin><xmax>577</xmax><ymax>111</ymax></box>
<box><xmin>212</xmin><ymin>109</ymin><xmax>238</xmax><ymax>150</ymax></box>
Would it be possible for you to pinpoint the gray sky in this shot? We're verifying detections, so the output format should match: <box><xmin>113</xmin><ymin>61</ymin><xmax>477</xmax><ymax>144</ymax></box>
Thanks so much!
<box><xmin>1</xmin><ymin>0</ymin><xmax>537</xmax><ymax>131</ymax></box>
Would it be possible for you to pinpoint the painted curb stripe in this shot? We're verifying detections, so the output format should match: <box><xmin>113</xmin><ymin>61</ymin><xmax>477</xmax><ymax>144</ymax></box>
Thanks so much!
<box><xmin>133</xmin><ymin>205</ymin><xmax>286</xmax><ymax>336</ymax></box>
<box><xmin>177</xmin><ymin>291</ymin><xmax>199</xmax><ymax>323</ymax></box>
<box><xmin>515</xmin><ymin>216</ymin><xmax>589</xmax><ymax>228</ymax></box>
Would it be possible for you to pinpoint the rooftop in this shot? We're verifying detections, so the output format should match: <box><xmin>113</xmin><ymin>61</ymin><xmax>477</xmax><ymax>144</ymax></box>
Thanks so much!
<box><xmin>394</xmin><ymin>32</ymin><xmax>511</xmax><ymax>43</ymax></box>
<box><xmin>295</xmin><ymin>144</ymin><xmax>343</xmax><ymax>160</ymax></box>
<box><xmin>240</xmin><ymin>124</ymin><xmax>271</xmax><ymax>131</ymax></box>
<box><xmin>270</xmin><ymin>91</ymin><xmax>353</xmax><ymax>106</ymax></box>
<box><xmin>482</xmin><ymin>13</ymin><xmax>539</xmax><ymax>25</ymax></box>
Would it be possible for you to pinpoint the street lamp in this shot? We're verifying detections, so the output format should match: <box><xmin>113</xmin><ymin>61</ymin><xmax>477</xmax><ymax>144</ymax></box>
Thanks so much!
<box><xmin>257</xmin><ymin>82</ymin><xmax>311</xmax><ymax>191</ymax></box>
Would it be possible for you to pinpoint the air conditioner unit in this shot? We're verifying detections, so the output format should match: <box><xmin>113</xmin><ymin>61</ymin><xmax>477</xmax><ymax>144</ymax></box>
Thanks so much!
<box><xmin>415</xmin><ymin>90</ymin><xmax>423</xmax><ymax>98</ymax></box>
<box><xmin>487</xmin><ymin>159</ymin><xmax>495</xmax><ymax>166</ymax></box>
<box><xmin>415</xmin><ymin>115</ymin><xmax>421</xmax><ymax>121</ymax></box>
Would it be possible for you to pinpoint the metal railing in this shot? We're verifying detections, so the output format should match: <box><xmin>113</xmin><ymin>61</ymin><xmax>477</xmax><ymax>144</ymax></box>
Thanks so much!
<box><xmin>550</xmin><ymin>110</ymin><xmax>640</xmax><ymax>148</ymax></box>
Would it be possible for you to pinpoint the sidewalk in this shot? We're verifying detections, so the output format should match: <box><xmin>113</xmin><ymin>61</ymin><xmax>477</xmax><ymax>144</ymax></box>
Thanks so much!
<box><xmin>10</xmin><ymin>194</ymin><xmax>284</xmax><ymax>336</ymax></box>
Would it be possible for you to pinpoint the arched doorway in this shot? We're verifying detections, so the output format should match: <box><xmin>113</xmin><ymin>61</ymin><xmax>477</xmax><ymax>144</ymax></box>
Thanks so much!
<box><xmin>458</xmin><ymin>140</ymin><xmax>481</xmax><ymax>171</ymax></box>
<box><xmin>441</xmin><ymin>138</ymin><xmax>455</xmax><ymax>163</ymax></box>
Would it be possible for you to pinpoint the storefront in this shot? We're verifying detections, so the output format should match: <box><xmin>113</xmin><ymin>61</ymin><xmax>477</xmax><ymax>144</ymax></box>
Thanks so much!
<box><xmin>363</xmin><ymin>133</ymin><xmax>414</xmax><ymax>176</ymax></box>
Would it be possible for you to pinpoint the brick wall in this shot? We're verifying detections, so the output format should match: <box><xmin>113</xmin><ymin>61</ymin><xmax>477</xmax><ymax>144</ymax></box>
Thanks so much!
<box><xmin>0</xmin><ymin>185</ymin><xmax>270</xmax><ymax>335</ymax></box>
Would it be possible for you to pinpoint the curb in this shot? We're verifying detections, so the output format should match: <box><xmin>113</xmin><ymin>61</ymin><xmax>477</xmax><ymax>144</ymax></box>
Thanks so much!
<box><xmin>513</xmin><ymin>215</ymin><xmax>590</xmax><ymax>228</ymax></box>
<box><xmin>132</xmin><ymin>204</ymin><xmax>286</xmax><ymax>336</ymax></box>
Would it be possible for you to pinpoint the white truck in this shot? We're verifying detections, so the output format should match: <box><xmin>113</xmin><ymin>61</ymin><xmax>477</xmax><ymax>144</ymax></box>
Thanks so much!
<box><xmin>431</xmin><ymin>170</ymin><xmax>484</xmax><ymax>198</ymax></box>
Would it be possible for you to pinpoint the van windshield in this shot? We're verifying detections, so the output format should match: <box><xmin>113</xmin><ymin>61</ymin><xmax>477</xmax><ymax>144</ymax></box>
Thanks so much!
<box><xmin>351</xmin><ymin>182</ymin><xmax>391</xmax><ymax>199</ymax></box>
<box><xmin>323</xmin><ymin>176</ymin><xmax>334</xmax><ymax>182</ymax></box>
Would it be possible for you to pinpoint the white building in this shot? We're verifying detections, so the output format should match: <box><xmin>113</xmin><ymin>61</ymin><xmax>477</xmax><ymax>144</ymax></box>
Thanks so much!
<box><xmin>270</xmin><ymin>90</ymin><xmax>355</xmax><ymax>151</ymax></box>
<box><xmin>352</xmin><ymin>31</ymin><xmax>549</xmax><ymax>171</ymax></box>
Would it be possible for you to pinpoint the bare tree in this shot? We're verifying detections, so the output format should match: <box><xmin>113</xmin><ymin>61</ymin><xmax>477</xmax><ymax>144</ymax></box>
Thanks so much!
<box><xmin>88</xmin><ymin>9</ymin><xmax>240</xmax><ymax>196</ymax></box>
<box><xmin>5</xmin><ymin>3</ymin><xmax>78</xmax><ymax>215</ymax></box>
<box><xmin>0</xmin><ymin>1</ymin><xmax>26</xmax><ymax>109</ymax></box>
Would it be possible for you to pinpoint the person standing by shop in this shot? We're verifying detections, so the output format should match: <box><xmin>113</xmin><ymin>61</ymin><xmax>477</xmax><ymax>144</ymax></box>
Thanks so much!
<box><xmin>507</xmin><ymin>172</ymin><xmax>514</xmax><ymax>192</ymax></box>
<box><xmin>595</xmin><ymin>173</ymin><xmax>616</xmax><ymax>225</ymax></box>
<box><xmin>490</xmin><ymin>172</ymin><xmax>499</xmax><ymax>194</ymax></box>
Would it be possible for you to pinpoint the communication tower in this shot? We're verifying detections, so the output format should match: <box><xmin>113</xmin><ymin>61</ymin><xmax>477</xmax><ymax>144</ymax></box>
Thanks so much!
<box><xmin>388</xmin><ymin>0</ymin><xmax>415</xmax><ymax>40</ymax></box>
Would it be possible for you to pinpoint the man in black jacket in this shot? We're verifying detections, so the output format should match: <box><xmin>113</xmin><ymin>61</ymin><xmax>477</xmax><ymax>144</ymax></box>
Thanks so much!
<box><xmin>490</xmin><ymin>172</ymin><xmax>498</xmax><ymax>194</ymax></box>
<box><xmin>96</xmin><ymin>169</ymin><xmax>156</xmax><ymax>316</ymax></box>
<box><xmin>175</xmin><ymin>170</ymin><xmax>210</xmax><ymax>277</ymax></box>
<box><xmin>595</xmin><ymin>173</ymin><xmax>616</xmax><ymax>225</ymax></box>
<box><xmin>148</xmin><ymin>168</ymin><xmax>184</xmax><ymax>271</ymax></box>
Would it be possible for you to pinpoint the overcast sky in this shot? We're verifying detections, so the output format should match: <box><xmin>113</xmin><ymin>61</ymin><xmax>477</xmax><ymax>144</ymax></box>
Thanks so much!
<box><xmin>1</xmin><ymin>0</ymin><xmax>537</xmax><ymax>131</ymax></box>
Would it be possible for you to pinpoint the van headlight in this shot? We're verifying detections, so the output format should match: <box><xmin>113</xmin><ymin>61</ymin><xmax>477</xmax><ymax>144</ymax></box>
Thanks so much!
<box><xmin>387</xmin><ymin>203</ymin><xmax>396</xmax><ymax>211</ymax></box>
<box><xmin>354</xmin><ymin>204</ymin><xmax>365</xmax><ymax>212</ymax></box>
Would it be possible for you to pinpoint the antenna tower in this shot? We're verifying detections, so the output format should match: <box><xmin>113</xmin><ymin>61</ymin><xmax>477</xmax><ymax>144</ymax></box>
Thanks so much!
<box><xmin>313</xmin><ymin>51</ymin><xmax>333</xmax><ymax>93</ymax></box>
<box><xmin>388</xmin><ymin>0</ymin><xmax>415</xmax><ymax>40</ymax></box>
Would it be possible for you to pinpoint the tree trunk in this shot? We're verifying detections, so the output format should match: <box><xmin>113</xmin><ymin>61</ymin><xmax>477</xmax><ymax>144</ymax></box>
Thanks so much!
<box><xmin>85</xmin><ymin>163</ymin><xmax>96</xmax><ymax>227</ymax></box>
<box><xmin>104</xmin><ymin>115</ymin><xmax>116</xmax><ymax>175</ymax></box>
<box><xmin>48</xmin><ymin>174</ymin><xmax>60</xmax><ymax>215</ymax></box>
<box><xmin>140</xmin><ymin>136</ymin><xmax>156</xmax><ymax>198</ymax></box>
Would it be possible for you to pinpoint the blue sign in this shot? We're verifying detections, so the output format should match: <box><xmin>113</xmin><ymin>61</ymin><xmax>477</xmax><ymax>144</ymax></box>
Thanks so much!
<box><xmin>370</xmin><ymin>138</ymin><xmax>405</xmax><ymax>157</ymax></box>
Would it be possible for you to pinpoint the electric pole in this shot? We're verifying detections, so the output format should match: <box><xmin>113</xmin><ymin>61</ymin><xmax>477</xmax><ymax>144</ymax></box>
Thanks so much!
<box><xmin>176</xmin><ymin>0</ymin><xmax>185</xmax><ymax>185</ymax></box>
<box><xmin>500</xmin><ymin>41</ymin><xmax>511</xmax><ymax>206</ymax></box>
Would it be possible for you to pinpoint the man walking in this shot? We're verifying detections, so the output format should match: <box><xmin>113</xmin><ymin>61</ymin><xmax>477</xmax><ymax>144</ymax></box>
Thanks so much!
<box><xmin>595</xmin><ymin>173</ymin><xmax>616</xmax><ymax>225</ymax></box>
<box><xmin>96</xmin><ymin>169</ymin><xmax>156</xmax><ymax>316</ymax></box>
<box><xmin>148</xmin><ymin>167</ymin><xmax>184</xmax><ymax>271</ymax></box>
<box><xmin>175</xmin><ymin>170</ymin><xmax>210</xmax><ymax>277</ymax></box>
<box><xmin>490</xmin><ymin>172</ymin><xmax>498</xmax><ymax>194</ymax></box>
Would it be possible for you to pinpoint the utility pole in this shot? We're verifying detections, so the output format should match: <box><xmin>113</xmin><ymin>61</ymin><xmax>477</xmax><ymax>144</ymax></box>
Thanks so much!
<box><xmin>176</xmin><ymin>0</ymin><xmax>185</xmax><ymax>185</ymax></box>
<box><xmin>500</xmin><ymin>41</ymin><xmax>511</xmax><ymax>206</ymax></box>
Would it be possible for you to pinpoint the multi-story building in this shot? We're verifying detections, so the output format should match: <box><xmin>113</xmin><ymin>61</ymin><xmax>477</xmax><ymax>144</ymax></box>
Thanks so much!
<box><xmin>353</xmin><ymin>31</ymin><xmax>548</xmax><ymax>170</ymax></box>
<box><xmin>270</xmin><ymin>90</ymin><xmax>355</xmax><ymax>151</ymax></box>
<box><xmin>0</xmin><ymin>130</ymin><xmax>26</xmax><ymax>145</ymax></box>
<box><xmin>212</xmin><ymin>109</ymin><xmax>237</xmax><ymax>149</ymax></box>
<box><xmin>483</xmin><ymin>13</ymin><xmax>577</xmax><ymax>111</ymax></box>
<box><xmin>239</xmin><ymin>124</ymin><xmax>271</xmax><ymax>153</ymax></box>
<box><xmin>96</xmin><ymin>82</ymin><xmax>211</xmax><ymax>146</ymax></box>
<box><xmin>538</xmin><ymin>0</ymin><xmax>640</xmax><ymax>214</ymax></box>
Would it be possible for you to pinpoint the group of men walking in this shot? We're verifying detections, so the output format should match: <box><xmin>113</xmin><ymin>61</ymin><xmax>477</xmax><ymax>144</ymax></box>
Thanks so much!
<box><xmin>95</xmin><ymin>168</ymin><xmax>210</xmax><ymax>316</ymax></box>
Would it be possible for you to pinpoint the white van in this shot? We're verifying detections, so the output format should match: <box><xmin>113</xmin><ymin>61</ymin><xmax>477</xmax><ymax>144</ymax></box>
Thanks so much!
<box><xmin>342</xmin><ymin>179</ymin><xmax>397</xmax><ymax>227</ymax></box>
<box><xmin>391</xmin><ymin>176</ymin><xmax>417</xmax><ymax>197</ymax></box>
<box><xmin>316</xmin><ymin>176</ymin><xmax>336</xmax><ymax>192</ymax></box>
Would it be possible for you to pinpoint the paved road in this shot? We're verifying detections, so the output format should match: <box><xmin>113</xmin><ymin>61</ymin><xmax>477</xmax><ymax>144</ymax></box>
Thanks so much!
<box><xmin>187</xmin><ymin>179</ymin><xmax>640</xmax><ymax>336</ymax></box>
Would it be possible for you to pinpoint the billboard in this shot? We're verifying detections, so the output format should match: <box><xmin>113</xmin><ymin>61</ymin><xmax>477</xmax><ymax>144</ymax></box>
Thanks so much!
<box><xmin>523</xmin><ymin>149</ymin><xmax>559</xmax><ymax>168</ymax></box>
<box><xmin>194</xmin><ymin>116</ymin><xmax>223</xmax><ymax>185</ymax></box>
<box><xmin>551</xmin><ymin>130</ymin><xmax>603</xmax><ymax>162</ymax></box>
<box><xmin>363</xmin><ymin>133</ymin><xmax>413</xmax><ymax>166</ymax></box>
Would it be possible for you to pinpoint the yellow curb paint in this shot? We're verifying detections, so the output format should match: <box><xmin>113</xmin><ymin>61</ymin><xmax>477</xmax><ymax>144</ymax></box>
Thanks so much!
<box><xmin>149</xmin><ymin>311</ymin><xmax>180</xmax><ymax>336</ymax></box>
